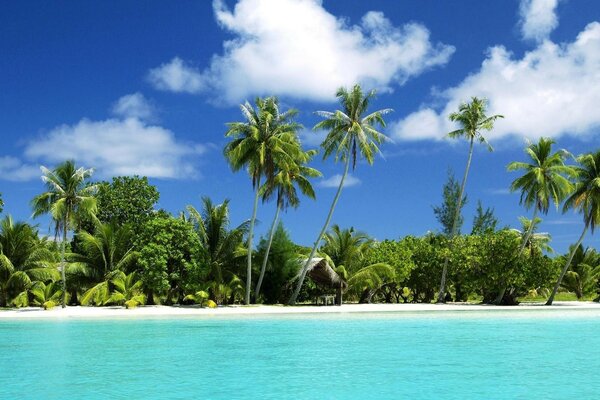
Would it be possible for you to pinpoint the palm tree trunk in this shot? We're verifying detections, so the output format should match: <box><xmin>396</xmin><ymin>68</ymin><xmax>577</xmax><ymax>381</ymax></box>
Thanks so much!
<box><xmin>254</xmin><ymin>200</ymin><xmax>281</xmax><ymax>302</ymax></box>
<box><xmin>546</xmin><ymin>220</ymin><xmax>589</xmax><ymax>305</ymax></box>
<box><xmin>493</xmin><ymin>206</ymin><xmax>539</xmax><ymax>305</ymax></box>
<box><xmin>245</xmin><ymin>176</ymin><xmax>261</xmax><ymax>305</ymax></box>
<box><xmin>289</xmin><ymin>155</ymin><xmax>350</xmax><ymax>305</ymax></box>
<box><xmin>518</xmin><ymin>206</ymin><xmax>539</xmax><ymax>256</ymax></box>
<box><xmin>437</xmin><ymin>138</ymin><xmax>474</xmax><ymax>303</ymax></box>
<box><xmin>61</xmin><ymin>217</ymin><xmax>68</xmax><ymax>308</ymax></box>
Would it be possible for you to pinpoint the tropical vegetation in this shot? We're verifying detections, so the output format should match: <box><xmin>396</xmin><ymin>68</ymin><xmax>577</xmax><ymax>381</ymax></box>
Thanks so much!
<box><xmin>0</xmin><ymin>85</ymin><xmax>598</xmax><ymax>310</ymax></box>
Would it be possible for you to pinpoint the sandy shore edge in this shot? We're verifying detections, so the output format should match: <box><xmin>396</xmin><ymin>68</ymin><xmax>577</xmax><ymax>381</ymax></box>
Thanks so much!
<box><xmin>1</xmin><ymin>302</ymin><xmax>600</xmax><ymax>319</ymax></box>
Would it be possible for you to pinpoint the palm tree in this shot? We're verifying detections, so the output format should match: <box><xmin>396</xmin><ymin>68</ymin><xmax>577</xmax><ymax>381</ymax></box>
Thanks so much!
<box><xmin>547</xmin><ymin>151</ymin><xmax>600</xmax><ymax>305</ymax></box>
<box><xmin>319</xmin><ymin>252</ymin><xmax>393</xmax><ymax>304</ymax></box>
<box><xmin>73</xmin><ymin>219</ymin><xmax>136</xmax><ymax>280</ymax></box>
<box><xmin>346</xmin><ymin>263</ymin><xmax>395</xmax><ymax>303</ymax></box>
<box><xmin>0</xmin><ymin>216</ymin><xmax>59</xmax><ymax>307</ymax></box>
<box><xmin>184</xmin><ymin>290</ymin><xmax>210</xmax><ymax>307</ymax></box>
<box><xmin>318</xmin><ymin>226</ymin><xmax>390</xmax><ymax>303</ymax></box>
<box><xmin>510</xmin><ymin>216</ymin><xmax>554</xmax><ymax>256</ymax></box>
<box><xmin>224</xmin><ymin>97</ymin><xmax>302</xmax><ymax>305</ymax></box>
<box><xmin>320</xmin><ymin>225</ymin><xmax>373</xmax><ymax>272</ymax></box>
<box><xmin>76</xmin><ymin>220</ymin><xmax>137</xmax><ymax>306</ymax></box>
<box><xmin>559</xmin><ymin>245</ymin><xmax>600</xmax><ymax>299</ymax></box>
<box><xmin>437</xmin><ymin>97</ymin><xmax>503</xmax><ymax>303</ymax></box>
<box><xmin>289</xmin><ymin>84</ymin><xmax>392</xmax><ymax>305</ymax></box>
<box><xmin>254</xmin><ymin>149</ymin><xmax>321</xmax><ymax>301</ymax></box>
<box><xmin>104</xmin><ymin>271</ymin><xmax>146</xmax><ymax>309</ymax></box>
<box><xmin>81</xmin><ymin>271</ymin><xmax>145</xmax><ymax>308</ymax></box>
<box><xmin>186</xmin><ymin>197</ymin><xmax>248</xmax><ymax>301</ymax></box>
<box><xmin>31</xmin><ymin>161</ymin><xmax>97</xmax><ymax>308</ymax></box>
<box><xmin>30</xmin><ymin>281</ymin><xmax>65</xmax><ymax>310</ymax></box>
<box><xmin>507</xmin><ymin>137</ymin><xmax>573</xmax><ymax>256</ymax></box>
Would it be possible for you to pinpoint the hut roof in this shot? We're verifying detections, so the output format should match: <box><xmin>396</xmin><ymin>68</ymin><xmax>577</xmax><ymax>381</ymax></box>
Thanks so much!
<box><xmin>303</xmin><ymin>258</ymin><xmax>347</xmax><ymax>289</ymax></box>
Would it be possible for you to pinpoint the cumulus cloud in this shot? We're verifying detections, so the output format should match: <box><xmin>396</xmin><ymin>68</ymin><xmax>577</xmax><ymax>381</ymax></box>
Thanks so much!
<box><xmin>111</xmin><ymin>93</ymin><xmax>155</xmax><ymax>120</ymax></box>
<box><xmin>148</xmin><ymin>57</ymin><xmax>206</xmax><ymax>94</ymax></box>
<box><xmin>519</xmin><ymin>0</ymin><xmax>560</xmax><ymax>42</ymax></box>
<box><xmin>392</xmin><ymin>22</ymin><xmax>600</xmax><ymax>142</ymax></box>
<box><xmin>0</xmin><ymin>157</ymin><xmax>40</xmax><ymax>181</ymax></box>
<box><xmin>318</xmin><ymin>173</ymin><xmax>361</xmax><ymax>188</ymax></box>
<box><xmin>149</xmin><ymin>0</ymin><xmax>454</xmax><ymax>103</ymax></box>
<box><xmin>389</xmin><ymin>108</ymin><xmax>447</xmax><ymax>141</ymax></box>
<box><xmin>23</xmin><ymin>118</ymin><xmax>205</xmax><ymax>179</ymax></box>
<box><xmin>2</xmin><ymin>93</ymin><xmax>206</xmax><ymax>182</ymax></box>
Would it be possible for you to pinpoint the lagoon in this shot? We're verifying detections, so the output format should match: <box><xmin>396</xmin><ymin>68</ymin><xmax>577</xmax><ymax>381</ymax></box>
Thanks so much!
<box><xmin>1</xmin><ymin>310</ymin><xmax>599</xmax><ymax>399</ymax></box>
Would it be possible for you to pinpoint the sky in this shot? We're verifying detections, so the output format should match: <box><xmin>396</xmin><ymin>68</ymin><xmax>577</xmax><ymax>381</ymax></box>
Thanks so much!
<box><xmin>1</xmin><ymin>0</ymin><xmax>600</xmax><ymax>253</ymax></box>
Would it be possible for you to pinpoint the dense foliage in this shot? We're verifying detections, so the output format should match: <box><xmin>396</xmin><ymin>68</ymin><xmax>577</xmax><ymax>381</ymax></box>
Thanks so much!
<box><xmin>1</xmin><ymin>86</ymin><xmax>599</xmax><ymax>309</ymax></box>
<box><xmin>95</xmin><ymin>176</ymin><xmax>159</xmax><ymax>227</ymax></box>
<box><xmin>135</xmin><ymin>214</ymin><xmax>204</xmax><ymax>305</ymax></box>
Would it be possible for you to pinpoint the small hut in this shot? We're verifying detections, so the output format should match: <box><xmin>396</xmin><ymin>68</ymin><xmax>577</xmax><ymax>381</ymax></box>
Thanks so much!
<box><xmin>302</xmin><ymin>258</ymin><xmax>347</xmax><ymax>305</ymax></box>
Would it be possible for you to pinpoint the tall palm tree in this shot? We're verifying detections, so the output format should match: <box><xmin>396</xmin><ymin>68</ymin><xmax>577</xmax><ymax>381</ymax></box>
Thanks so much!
<box><xmin>31</xmin><ymin>160</ymin><xmax>97</xmax><ymax>308</ymax></box>
<box><xmin>254</xmin><ymin>149</ymin><xmax>320</xmax><ymax>301</ymax></box>
<box><xmin>507</xmin><ymin>138</ymin><xmax>573</xmax><ymax>256</ymax></box>
<box><xmin>289</xmin><ymin>84</ymin><xmax>392</xmax><ymax>304</ymax></box>
<box><xmin>224</xmin><ymin>97</ymin><xmax>302</xmax><ymax>305</ymax></box>
<box><xmin>437</xmin><ymin>97</ymin><xmax>503</xmax><ymax>303</ymax></box>
<box><xmin>547</xmin><ymin>151</ymin><xmax>600</xmax><ymax>305</ymax></box>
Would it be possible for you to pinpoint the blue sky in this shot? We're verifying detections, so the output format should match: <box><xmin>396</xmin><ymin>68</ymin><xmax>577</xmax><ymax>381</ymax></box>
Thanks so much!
<box><xmin>1</xmin><ymin>0</ymin><xmax>600</xmax><ymax>253</ymax></box>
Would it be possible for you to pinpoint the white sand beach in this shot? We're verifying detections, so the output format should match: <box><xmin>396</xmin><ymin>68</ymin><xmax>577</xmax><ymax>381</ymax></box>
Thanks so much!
<box><xmin>1</xmin><ymin>302</ymin><xmax>600</xmax><ymax>319</ymax></box>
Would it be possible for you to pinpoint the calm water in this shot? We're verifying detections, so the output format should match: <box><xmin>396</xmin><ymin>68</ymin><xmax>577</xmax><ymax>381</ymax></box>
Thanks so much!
<box><xmin>1</xmin><ymin>310</ymin><xmax>599</xmax><ymax>399</ymax></box>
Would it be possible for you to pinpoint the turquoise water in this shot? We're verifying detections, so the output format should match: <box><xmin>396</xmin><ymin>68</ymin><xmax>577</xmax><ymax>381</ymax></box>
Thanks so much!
<box><xmin>1</xmin><ymin>311</ymin><xmax>599</xmax><ymax>399</ymax></box>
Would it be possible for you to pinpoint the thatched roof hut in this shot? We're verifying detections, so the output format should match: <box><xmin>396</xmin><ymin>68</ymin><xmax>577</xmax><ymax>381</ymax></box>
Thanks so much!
<box><xmin>303</xmin><ymin>258</ymin><xmax>347</xmax><ymax>291</ymax></box>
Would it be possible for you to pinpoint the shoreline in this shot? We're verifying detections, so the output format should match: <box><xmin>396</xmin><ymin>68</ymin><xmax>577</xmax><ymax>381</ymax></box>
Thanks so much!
<box><xmin>1</xmin><ymin>301</ymin><xmax>600</xmax><ymax>319</ymax></box>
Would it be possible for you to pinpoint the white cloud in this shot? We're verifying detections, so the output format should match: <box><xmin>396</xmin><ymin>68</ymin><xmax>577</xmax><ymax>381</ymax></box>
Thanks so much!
<box><xmin>24</xmin><ymin>117</ymin><xmax>205</xmax><ymax>179</ymax></box>
<box><xmin>111</xmin><ymin>93</ymin><xmax>155</xmax><ymax>120</ymax></box>
<box><xmin>389</xmin><ymin>108</ymin><xmax>447</xmax><ymax>141</ymax></box>
<box><xmin>392</xmin><ymin>22</ymin><xmax>600</xmax><ymax>142</ymax></box>
<box><xmin>519</xmin><ymin>0</ymin><xmax>560</xmax><ymax>42</ymax></box>
<box><xmin>0</xmin><ymin>157</ymin><xmax>40</xmax><ymax>181</ymax></box>
<box><xmin>147</xmin><ymin>57</ymin><xmax>205</xmax><ymax>94</ymax></box>
<box><xmin>149</xmin><ymin>0</ymin><xmax>454</xmax><ymax>103</ymax></box>
<box><xmin>318</xmin><ymin>173</ymin><xmax>361</xmax><ymax>188</ymax></box>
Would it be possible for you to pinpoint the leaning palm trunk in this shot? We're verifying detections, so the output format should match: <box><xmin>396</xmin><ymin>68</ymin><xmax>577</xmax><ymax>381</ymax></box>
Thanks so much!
<box><xmin>517</xmin><ymin>207</ymin><xmax>539</xmax><ymax>256</ymax></box>
<box><xmin>245</xmin><ymin>177</ymin><xmax>261</xmax><ymax>305</ymax></box>
<box><xmin>254</xmin><ymin>200</ymin><xmax>281</xmax><ymax>302</ymax></box>
<box><xmin>289</xmin><ymin>156</ymin><xmax>350</xmax><ymax>305</ymax></box>
<box><xmin>546</xmin><ymin>220</ymin><xmax>590</xmax><ymax>305</ymax></box>
<box><xmin>61</xmin><ymin>216</ymin><xmax>68</xmax><ymax>308</ymax></box>
<box><xmin>437</xmin><ymin>138</ymin><xmax>474</xmax><ymax>303</ymax></box>
<box><xmin>493</xmin><ymin>206</ymin><xmax>539</xmax><ymax>304</ymax></box>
